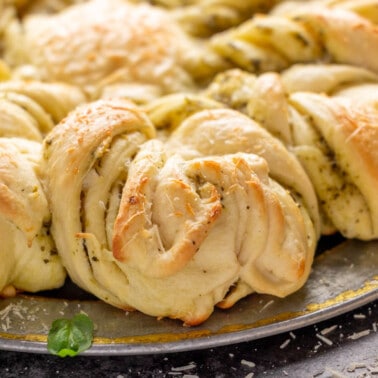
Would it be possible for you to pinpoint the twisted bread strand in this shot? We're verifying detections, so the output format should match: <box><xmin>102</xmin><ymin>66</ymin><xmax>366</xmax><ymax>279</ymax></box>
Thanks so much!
<box><xmin>144</xmin><ymin>91</ymin><xmax>319</xmax><ymax>231</ymax></box>
<box><xmin>115</xmin><ymin>139</ymin><xmax>316</xmax><ymax>323</ymax></box>
<box><xmin>288</xmin><ymin>92</ymin><xmax>378</xmax><ymax>239</ymax></box>
<box><xmin>209</xmin><ymin>3</ymin><xmax>378</xmax><ymax>75</ymax></box>
<box><xmin>205</xmin><ymin>66</ymin><xmax>378</xmax><ymax>239</ymax></box>
<box><xmin>42</xmin><ymin>99</ymin><xmax>156</xmax><ymax>309</ymax></box>
<box><xmin>159</xmin><ymin>0</ymin><xmax>283</xmax><ymax>37</ymax></box>
<box><xmin>143</xmin><ymin>93</ymin><xmax>224</xmax><ymax>132</ymax></box>
<box><xmin>0</xmin><ymin>79</ymin><xmax>86</xmax><ymax>141</ymax></box>
<box><xmin>0</xmin><ymin>137</ymin><xmax>66</xmax><ymax>297</ymax></box>
<box><xmin>43</xmin><ymin>98</ymin><xmax>319</xmax><ymax>324</ymax></box>
<box><xmin>272</xmin><ymin>0</ymin><xmax>378</xmax><ymax>24</ymax></box>
<box><xmin>143</xmin><ymin>92</ymin><xmax>319</xmax><ymax>246</ymax></box>
<box><xmin>166</xmin><ymin>108</ymin><xmax>319</xmax><ymax>309</ymax></box>
<box><xmin>280</xmin><ymin>63</ymin><xmax>378</xmax><ymax>94</ymax></box>
<box><xmin>205</xmin><ymin>64</ymin><xmax>378</xmax><ymax>118</ymax></box>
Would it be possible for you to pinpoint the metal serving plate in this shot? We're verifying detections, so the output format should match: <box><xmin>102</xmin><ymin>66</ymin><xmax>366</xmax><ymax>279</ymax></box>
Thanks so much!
<box><xmin>0</xmin><ymin>239</ymin><xmax>377</xmax><ymax>355</ymax></box>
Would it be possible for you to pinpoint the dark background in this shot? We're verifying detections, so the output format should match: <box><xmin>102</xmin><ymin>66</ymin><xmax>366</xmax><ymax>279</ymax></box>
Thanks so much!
<box><xmin>0</xmin><ymin>300</ymin><xmax>376</xmax><ymax>378</ymax></box>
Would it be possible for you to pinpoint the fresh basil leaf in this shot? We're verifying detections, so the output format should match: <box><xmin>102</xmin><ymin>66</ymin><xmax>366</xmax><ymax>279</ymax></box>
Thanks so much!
<box><xmin>47</xmin><ymin>313</ymin><xmax>94</xmax><ymax>357</ymax></box>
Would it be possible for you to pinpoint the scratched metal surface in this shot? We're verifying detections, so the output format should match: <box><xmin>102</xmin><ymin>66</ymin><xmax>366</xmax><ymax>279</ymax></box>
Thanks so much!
<box><xmin>0</xmin><ymin>239</ymin><xmax>377</xmax><ymax>355</ymax></box>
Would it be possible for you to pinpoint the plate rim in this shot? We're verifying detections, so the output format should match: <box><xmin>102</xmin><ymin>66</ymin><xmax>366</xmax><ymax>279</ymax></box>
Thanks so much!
<box><xmin>0</xmin><ymin>287</ymin><xmax>376</xmax><ymax>356</ymax></box>
<box><xmin>1</xmin><ymin>239</ymin><xmax>377</xmax><ymax>356</ymax></box>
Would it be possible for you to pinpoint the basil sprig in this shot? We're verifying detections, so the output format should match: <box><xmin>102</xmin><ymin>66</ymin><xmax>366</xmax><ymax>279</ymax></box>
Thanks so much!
<box><xmin>47</xmin><ymin>313</ymin><xmax>94</xmax><ymax>357</ymax></box>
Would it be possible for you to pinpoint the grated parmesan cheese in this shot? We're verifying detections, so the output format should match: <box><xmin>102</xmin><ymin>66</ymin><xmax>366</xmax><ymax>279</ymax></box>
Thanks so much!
<box><xmin>325</xmin><ymin>368</ymin><xmax>346</xmax><ymax>377</ymax></box>
<box><xmin>171</xmin><ymin>363</ymin><xmax>196</xmax><ymax>372</ymax></box>
<box><xmin>279</xmin><ymin>339</ymin><xmax>291</xmax><ymax>349</ymax></box>
<box><xmin>347</xmin><ymin>362</ymin><xmax>367</xmax><ymax>372</ymax></box>
<box><xmin>241</xmin><ymin>359</ymin><xmax>256</xmax><ymax>368</ymax></box>
<box><xmin>348</xmin><ymin>330</ymin><xmax>371</xmax><ymax>340</ymax></box>
<box><xmin>316</xmin><ymin>333</ymin><xmax>333</xmax><ymax>346</ymax></box>
<box><xmin>320</xmin><ymin>325</ymin><xmax>338</xmax><ymax>336</ymax></box>
<box><xmin>259</xmin><ymin>300</ymin><xmax>274</xmax><ymax>313</ymax></box>
<box><xmin>314</xmin><ymin>342</ymin><xmax>322</xmax><ymax>352</ymax></box>
<box><xmin>0</xmin><ymin>302</ymin><xmax>28</xmax><ymax>331</ymax></box>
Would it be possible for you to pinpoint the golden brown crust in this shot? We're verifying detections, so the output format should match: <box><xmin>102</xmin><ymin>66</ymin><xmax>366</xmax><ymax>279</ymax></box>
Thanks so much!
<box><xmin>42</xmin><ymin>100</ymin><xmax>318</xmax><ymax>325</ymax></box>
<box><xmin>113</xmin><ymin>143</ymin><xmax>223</xmax><ymax>277</ymax></box>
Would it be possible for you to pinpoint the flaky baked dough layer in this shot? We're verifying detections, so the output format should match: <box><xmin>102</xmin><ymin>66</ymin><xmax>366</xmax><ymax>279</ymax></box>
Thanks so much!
<box><xmin>0</xmin><ymin>137</ymin><xmax>66</xmax><ymax>297</ymax></box>
<box><xmin>42</xmin><ymin>99</ymin><xmax>318</xmax><ymax>325</ymax></box>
